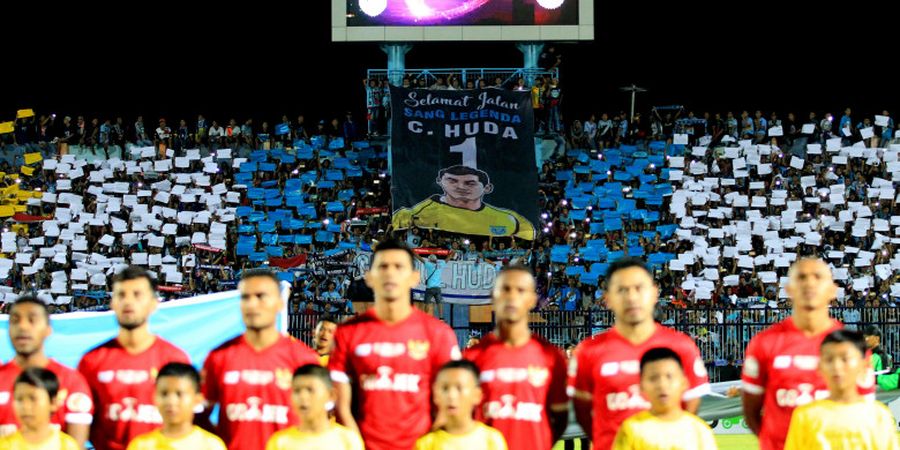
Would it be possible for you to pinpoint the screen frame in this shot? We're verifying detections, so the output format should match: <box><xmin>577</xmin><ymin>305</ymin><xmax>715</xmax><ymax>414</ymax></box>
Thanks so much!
<box><xmin>332</xmin><ymin>0</ymin><xmax>594</xmax><ymax>42</ymax></box>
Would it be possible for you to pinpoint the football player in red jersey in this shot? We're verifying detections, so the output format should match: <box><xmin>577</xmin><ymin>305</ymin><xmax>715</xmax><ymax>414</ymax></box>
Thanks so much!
<box><xmin>464</xmin><ymin>265</ymin><xmax>568</xmax><ymax>450</ymax></box>
<box><xmin>329</xmin><ymin>238</ymin><xmax>460</xmax><ymax>450</ymax></box>
<box><xmin>202</xmin><ymin>269</ymin><xmax>319</xmax><ymax>450</ymax></box>
<box><xmin>0</xmin><ymin>295</ymin><xmax>93</xmax><ymax>447</ymax></box>
<box><xmin>78</xmin><ymin>267</ymin><xmax>190</xmax><ymax>450</ymax></box>
<box><xmin>570</xmin><ymin>258</ymin><xmax>709</xmax><ymax>450</ymax></box>
<box><xmin>741</xmin><ymin>257</ymin><xmax>874</xmax><ymax>450</ymax></box>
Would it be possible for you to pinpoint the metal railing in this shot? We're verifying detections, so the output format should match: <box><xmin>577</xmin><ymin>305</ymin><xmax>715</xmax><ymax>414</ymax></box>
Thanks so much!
<box><xmin>366</xmin><ymin>67</ymin><xmax>559</xmax><ymax>87</ymax></box>
<box><xmin>288</xmin><ymin>307</ymin><xmax>900</xmax><ymax>381</ymax></box>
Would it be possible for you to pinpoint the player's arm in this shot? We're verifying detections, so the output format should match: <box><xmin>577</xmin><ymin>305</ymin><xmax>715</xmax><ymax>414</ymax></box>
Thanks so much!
<box><xmin>569</xmin><ymin>344</ymin><xmax>593</xmax><ymax>439</ymax></box>
<box><xmin>197</xmin><ymin>355</ymin><xmax>219</xmax><ymax>433</ymax></box>
<box><xmin>329</xmin><ymin>326</ymin><xmax>360</xmax><ymax>433</ymax></box>
<box><xmin>547</xmin><ymin>348</ymin><xmax>569</xmax><ymax>443</ymax></box>
<box><xmin>740</xmin><ymin>338</ymin><xmax>767</xmax><ymax>436</ymax></box>
<box><xmin>678</xmin><ymin>339</ymin><xmax>710</xmax><ymax>414</ymax></box>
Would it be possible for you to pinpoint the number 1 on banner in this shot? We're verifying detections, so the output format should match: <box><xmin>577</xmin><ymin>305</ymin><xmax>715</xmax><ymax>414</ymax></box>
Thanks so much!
<box><xmin>450</xmin><ymin>137</ymin><xmax>477</xmax><ymax>169</ymax></box>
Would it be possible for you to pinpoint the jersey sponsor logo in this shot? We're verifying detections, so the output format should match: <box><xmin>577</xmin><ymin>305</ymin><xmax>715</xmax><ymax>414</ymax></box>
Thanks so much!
<box><xmin>605</xmin><ymin>384</ymin><xmax>651</xmax><ymax>411</ymax></box>
<box><xmin>481</xmin><ymin>366</ymin><xmax>550</xmax><ymax>388</ymax></box>
<box><xmin>360</xmin><ymin>366</ymin><xmax>421</xmax><ymax>393</ymax></box>
<box><xmin>355</xmin><ymin>342</ymin><xmax>407</xmax><ymax>358</ymax></box>
<box><xmin>773</xmin><ymin>355</ymin><xmax>791</xmax><ymax>369</ymax></box>
<box><xmin>775</xmin><ymin>383</ymin><xmax>828</xmax><ymax>407</ymax></box>
<box><xmin>792</xmin><ymin>356</ymin><xmax>818</xmax><ymax>371</ymax></box>
<box><xmin>600</xmin><ymin>360</ymin><xmax>639</xmax><ymax>377</ymax></box>
<box><xmin>743</xmin><ymin>356</ymin><xmax>760</xmax><ymax>378</ymax></box>
<box><xmin>225</xmin><ymin>397</ymin><xmax>290</xmax><ymax>424</ymax></box>
<box><xmin>620</xmin><ymin>360</ymin><xmax>639</xmax><ymax>375</ymax></box>
<box><xmin>0</xmin><ymin>392</ymin><xmax>8</xmax><ymax>405</ymax></box>
<box><xmin>107</xmin><ymin>398</ymin><xmax>162</xmax><ymax>424</ymax></box>
<box><xmin>98</xmin><ymin>370</ymin><xmax>152</xmax><ymax>385</ymax></box>
<box><xmin>66</xmin><ymin>392</ymin><xmax>93</xmax><ymax>414</ymax></box>
<box><xmin>483</xmin><ymin>394</ymin><xmax>543</xmax><ymax>423</ymax></box>
<box><xmin>407</xmin><ymin>340</ymin><xmax>430</xmax><ymax>361</ymax></box>
<box><xmin>224</xmin><ymin>371</ymin><xmax>241</xmax><ymax>385</ymax></box>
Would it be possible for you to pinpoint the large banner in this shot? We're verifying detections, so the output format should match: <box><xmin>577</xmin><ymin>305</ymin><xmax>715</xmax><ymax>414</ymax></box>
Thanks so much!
<box><xmin>0</xmin><ymin>290</ymin><xmax>288</xmax><ymax>369</ymax></box>
<box><xmin>354</xmin><ymin>251</ymin><xmax>497</xmax><ymax>305</ymax></box>
<box><xmin>390</xmin><ymin>86</ymin><xmax>538</xmax><ymax>240</ymax></box>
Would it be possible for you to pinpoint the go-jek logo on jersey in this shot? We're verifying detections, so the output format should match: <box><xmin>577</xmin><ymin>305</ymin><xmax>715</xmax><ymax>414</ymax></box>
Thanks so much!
<box><xmin>606</xmin><ymin>384</ymin><xmax>651</xmax><ymax>411</ymax></box>
<box><xmin>225</xmin><ymin>397</ymin><xmax>289</xmax><ymax>424</ymax></box>
<box><xmin>107</xmin><ymin>398</ymin><xmax>162</xmax><ymax>424</ymax></box>
<box><xmin>355</xmin><ymin>342</ymin><xmax>407</xmax><ymax>358</ymax></box>
<box><xmin>361</xmin><ymin>366</ymin><xmax>421</xmax><ymax>393</ymax></box>
<box><xmin>484</xmin><ymin>394</ymin><xmax>543</xmax><ymax>422</ymax></box>
<box><xmin>775</xmin><ymin>383</ymin><xmax>828</xmax><ymax>407</ymax></box>
<box><xmin>98</xmin><ymin>370</ymin><xmax>153</xmax><ymax>385</ymax></box>
<box><xmin>481</xmin><ymin>366</ymin><xmax>550</xmax><ymax>388</ymax></box>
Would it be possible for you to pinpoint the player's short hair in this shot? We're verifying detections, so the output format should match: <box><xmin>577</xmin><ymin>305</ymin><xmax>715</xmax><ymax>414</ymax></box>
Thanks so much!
<box><xmin>240</xmin><ymin>268</ymin><xmax>281</xmax><ymax>286</ymax></box>
<box><xmin>498</xmin><ymin>264</ymin><xmax>534</xmax><ymax>277</ymax></box>
<box><xmin>316</xmin><ymin>313</ymin><xmax>338</xmax><ymax>328</ymax></box>
<box><xmin>157</xmin><ymin>362</ymin><xmax>200</xmax><ymax>392</ymax></box>
<box><xmin>15</xmin><ymin>367</ymin><xmax>59</xmax><ymax>400</ymax></box>
<box><xmin>863</xmin><ymin>325</ymin><xmax>882</xmax><ymax>339</ymax></box>
<box><xmin>640</xmin><ymin>347</ymin><xmax>684</xmax><ymax>375</ymax></box>
<box><xmin>605</xmin><ymin>257</ymin><xmax>653</xmax><ymax>287</ymax></box>
<box><xmin>113</xmin><ymin>266</ymin><xmax>157</xmax><ymax>291</ymax></box>
<box><xmin>293</xmin><ymin>364</ymin><xmax>332</xmax><ymax>388</ymax></box>
<box><xmin>371</xmin><ymin>238</ymin><xmax>416</xmax><ymax>269</ymax></box>
<box><xmin>438</xmin><ymin>165</ymin><xmax>491</xmax><ymax>186</ymax></box>
<box><xmin>437</xmin><ymin>359</ymin><xmax>481</xmax><ymax>386</ymax></box>
<box><xmin>821</xmin><ymin>329</ymin><xmax>867</xmax><ymax>357</ymax></box>
<box><xmin>11</xmin><ymin>295</ymin><xmax>50</xmax><ymax>322</ymax></box>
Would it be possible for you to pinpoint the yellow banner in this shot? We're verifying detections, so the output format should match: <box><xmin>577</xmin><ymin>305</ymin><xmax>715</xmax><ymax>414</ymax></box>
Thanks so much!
<box><xmin>16</xmin><ymin>109</ymin><xmax>34</xmax><ymax>119</ymax></box>
<box><xmin>0</xmin><ymin>122</ymin><xmax>13</xmax><ymax>134</ymax></box>
<box><xmin>20</xmin><ymin>166</ymin><xmax>34</xmax><ymax>177</ymax></box>
<box><xmin>0</xmin><ymin>206</ymin><xmax>14</xmax><ymax>217</ymax></box>
<box><xmin>24</xmin><ymin>153</ymin><xmax>42</xmax><ymax>165</ymax></box>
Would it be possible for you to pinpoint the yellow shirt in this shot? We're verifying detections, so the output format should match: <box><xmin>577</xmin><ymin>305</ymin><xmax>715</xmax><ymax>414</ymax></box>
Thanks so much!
<box><xmin>265</xmin><ymin>424</ymin><xmax>364</xmax><ymax>450</ymax></box>
<box><xmin>0</xmin><ymin>430</ymin><xmax>79</xmax><ymax>450</ymax></box>
<box><xmin>415</xmin><ymin>423</ymin><xmax>508</xmax><ymax>450</ymax></box>
<box><xmin>319</xmin><ymin>353</ymin><xmax>330</xmax><ymax>366</ymax></box>
<box><xmin>784</xmin><ymin>399</ymin><xmax>900</xmax><ymax>450</ymax></box>
<box><xmin>612</xmin><ymin>411</ymin><xmax>718</xmax><ymax>450</ymax></box>
<box><xmin>393</xmin><ymin>196</ymin><xmax>536</xmax><ymax>240</ymax></box>
<box><xmin>126</xmin><ymin>426</ymin><xmax>226</xmax><ymax>450</ymax></box>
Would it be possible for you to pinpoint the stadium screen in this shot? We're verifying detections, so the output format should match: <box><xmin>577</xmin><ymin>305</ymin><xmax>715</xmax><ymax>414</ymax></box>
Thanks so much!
<box><xmin>333</xmin><ymin>0</ymin><xmax>593</xmax><ymax>41</ymax></box>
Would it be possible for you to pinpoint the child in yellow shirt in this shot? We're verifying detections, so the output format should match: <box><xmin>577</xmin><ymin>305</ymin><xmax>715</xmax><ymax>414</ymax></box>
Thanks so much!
<box><xmin>415</xmin><ymin>360</ymin><xmax>507</xmax><ymax>450</ymax></box>
<box><xmin>266</xmin><ymin>364</ymin><xmax>363</xmax><ymax>450</ymax></box>
<box><xmin>127</xmin><ymin>363</ymin><xmax>226</xmax><ymax>450</ymax></box>
<box><xmin>784</xmin><ymin>330</ymin><xmax>900</xmax><ymax>450</ymax></box>
<box><xmin>0</xmin><ymin>368</ymin><xmax>79</xmax><ymax>450</ymax></box>
<box><xmin>613</xmin><ymin>347</ymin><xmax>717</xmax><ymax>450</ymax></box>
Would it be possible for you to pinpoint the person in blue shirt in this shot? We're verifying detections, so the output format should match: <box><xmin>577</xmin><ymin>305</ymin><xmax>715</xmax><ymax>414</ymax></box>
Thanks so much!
<box><xmin>561</xmin><ymin>278</ymin><xmax>582</xmax><ymax>311</ymax></box>
<box><xmin>879</xmin><ymin>110</ymin><xmax>894</xmax><ymax>145</ymax></box>
<box><xmin>422</xmin><ymin>255</ymin><xmax>446</xmax><ymax>317</ymax></box>
<box><xmin>321</xmin><ymin>282</ymin><xmax>345</xmax><ymax>314</ymax></box>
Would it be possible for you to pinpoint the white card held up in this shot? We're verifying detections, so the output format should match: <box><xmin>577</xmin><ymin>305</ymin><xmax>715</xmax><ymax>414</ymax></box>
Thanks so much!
<box><xmin>790</xmin><ymin>156</ymin><xmax>805</xmax><ymax>170</ymax></box>
<box><xmin>860</xmin><ymin>127</ymin><xmax>875</xmax><ymax>140</ymax></box>
<box><xmin>876</xmin><ymin>115</ymin><xmax>891</xmax><ymax>127</ymax></box>
<box><xmin>673</xmin><ymin>134</ymin><xmax>689</xmax><ymax>145</ymax></box>
<box><xmin>768</xmin><ymin>126</ymin><xmax>783</xmax><ymax>137</ymax></box>
<box><xmin>802</xmin><ymin>123</ymin><xmax>815</xmax><ymax>134</ymax></box>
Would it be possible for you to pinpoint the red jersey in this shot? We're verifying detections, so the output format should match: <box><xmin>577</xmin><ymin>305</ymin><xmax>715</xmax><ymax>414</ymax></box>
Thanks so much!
<box><xmin>77</xmin><ymin>337</ymin><xmax>190</xmax><ymax>450</ymax></box>
<box><xmin>463</xmin><ymin>333</ymin><xmax>568</xmax><ymax>450</ymax></box>
<box><xmin>328</xmin><ymin>309</ymin><xmax>461</xmax><ymax>450</ymax></box>
<box><xmin>202</xmin><ymin>334</ymin><xmax>319</xmax><ymax>450</ymax></box>
<box><xmin>0</xmin><ymin>359</ymin><xmax>93</xmax><ymax>435</ymax></box>
<box><xmin>570</xmin><ymin>324</ymin><xmax>710</xmax><ymax>450</ymax></box>
<box><xmin>741</xmin><ymin>317</ymin><xmax>875</xmax><ymax>450</ymax></box>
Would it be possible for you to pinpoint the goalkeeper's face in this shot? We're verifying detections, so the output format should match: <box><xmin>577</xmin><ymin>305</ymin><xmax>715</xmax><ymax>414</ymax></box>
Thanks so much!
<box><xmin>438</xmin><ymin>173</ymin><xmax>492</xmax><ymax>206</ymax></box>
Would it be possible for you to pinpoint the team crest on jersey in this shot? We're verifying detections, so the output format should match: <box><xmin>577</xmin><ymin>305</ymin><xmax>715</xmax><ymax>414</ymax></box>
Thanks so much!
<box><xmin>407</xmin><ymin>340</ymin><xmax>430</xmax><ymax>361</ymax></box>
<box><xmin>527</xmin><ymin>366</ymin><xmax>550</xmax><ymax>388</ymax></box>
<box><xmin>275</xmin><ymin>368</ymin><xmax>293</xmax><ymax>390</ymax></box>
<box><xmin>57</xmin><ymin>389</ymin><xmax>68</xmax><ymax>406</ymax></box>
<box><xmin>150</xmin><ymin>367</ymin><xmax>159</xmax><ymax>380</ymax></box>
<box><xmin>66</xmin><ymin>392</ymin><xmax>93</xmax><ymax>413</ymax></box>
<box><xmin>0</xmin><ymin>392</ymin><xmax>9</xmax><ymax>405</ymax></box>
